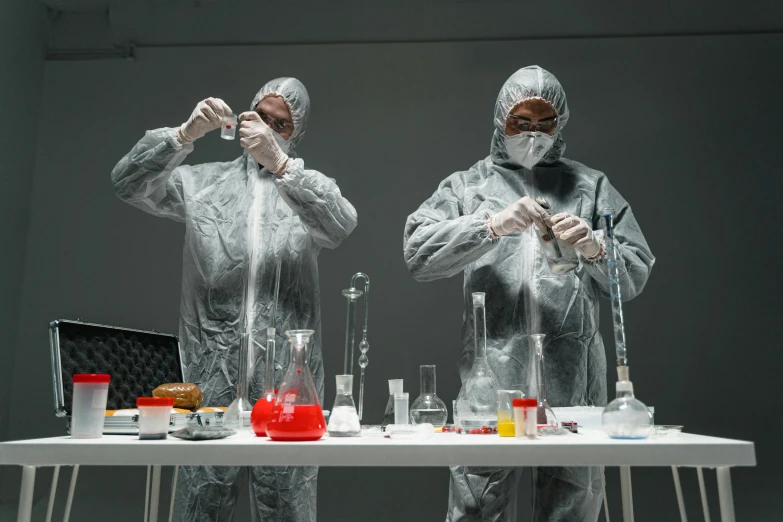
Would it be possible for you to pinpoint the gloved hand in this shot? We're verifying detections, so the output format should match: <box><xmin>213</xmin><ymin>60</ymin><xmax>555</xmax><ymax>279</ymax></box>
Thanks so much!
<box><xmin>551</xmin><ymin>213</ymin><xmax>602</xmax><ymax>258</ymax></box>
<box><xmin>179</xmin><ymin>98</ymin><xmax>232</xmax><ymax>142</ymax></box>
<box><xmin>490</xmin><ymin>196</ymin><xmax>547</xmax><ymax>236</ymax></box>
<box><xmin>238</xmin><ymin>112</ymin><xmax>289</xmax><ymax>174</ymax></box>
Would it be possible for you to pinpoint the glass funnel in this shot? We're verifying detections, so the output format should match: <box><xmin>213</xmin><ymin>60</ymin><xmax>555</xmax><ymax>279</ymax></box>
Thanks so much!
<box><xmin>410</xmin><ymin>365</ymin><xmax>448</xmax><ymax>427</ymax></box>
<box><xmin>603</xmin><ymin>381</ymin><xmax>653</xmax><ymax>439</ymax></box>
<box><xmin>454</xmin><ymin>292</ymin><xmax>500</xmax><ymax>429</ymax></box>
<box><xmin>266</xmin><ymin>330</ymin><xmax>326</xmax><ymax>441</ymax></box>
<box><xmin>251</xmin><ymin>328</ymin><xmax>277</xmax><ymax>437</ymax></box>
<box><xmin>327</xmin><ymin>375</ymin><xmax>361</xmax><ymax>437</ymax></box>
<box><xmin>381</xmin><ymin>379</ymin><xmax>403</xmax><ymax>427</ymax></box>
<box><xmin>225</xmin><ymin>333</ymin><xmax>253</xmax><ymax>430</ymax></box>
<box><xmin>529</xmin><ymin>334</ymin><xmax>558</xmax><ymax>427</ymax></box>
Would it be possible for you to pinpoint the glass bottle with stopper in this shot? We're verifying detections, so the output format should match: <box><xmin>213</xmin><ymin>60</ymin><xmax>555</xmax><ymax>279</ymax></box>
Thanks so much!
<box><xmin>454</xmin><ymin>292</ymin><xmax>500</xmax><ymax>429</ymax></box>
<box><xmin>327</xmin><ymin>375</ymin><xmax>361</xmax><ymax>437</ymax></box>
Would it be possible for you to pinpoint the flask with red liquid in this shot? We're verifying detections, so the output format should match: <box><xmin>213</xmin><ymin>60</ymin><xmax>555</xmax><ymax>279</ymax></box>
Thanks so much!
<box><xmin>266</xmin><ymin>330</ymin><xmax>326</xmax><ymax>441</ymax></box>
<box><xmin>251</xmin><ymin>327</ymin><xmax>278</xmax><ymax>437</ymax></box>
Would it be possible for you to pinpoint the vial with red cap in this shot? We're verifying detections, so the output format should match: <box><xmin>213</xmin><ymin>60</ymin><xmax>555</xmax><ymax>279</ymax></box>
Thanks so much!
<box><xmin>71</xmin><ymin>374</ymin><xmax>111</xmax><ymax>439</ymax></box>
<box><xmin>513</xmin><ymin>398</ymin><xmax>538</xmax><ymax>439</ymax></box>
<box><xmin>137</xmin><ymin>397</ymin><xmax>175</xmax><ymax>440</ymax></box>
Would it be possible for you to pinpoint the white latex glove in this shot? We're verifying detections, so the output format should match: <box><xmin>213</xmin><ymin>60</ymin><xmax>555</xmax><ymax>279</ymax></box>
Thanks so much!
<box><xmin>238</xmin><ymin>112</ymin><xmax>289</xmax><ymax>174</ymax></box>
<box><xmin>551</xmin><ymin>213</ymin><xmax>602</xmax><ymax>258</ymax></box>
<box><xmin>489</xmin><ymin>197</ymin><xmax>547</xmax><ymax>236</ymax></box>
<box><xmin>179</xmin><ymin>98</ymin><xmax>232</xmax><ymax>142</ymax></box>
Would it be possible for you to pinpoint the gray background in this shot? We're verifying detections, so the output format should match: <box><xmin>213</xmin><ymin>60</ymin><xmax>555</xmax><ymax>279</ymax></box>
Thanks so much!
<box><xmin>1</xmin><ymin>1</ymin><xmax>782</xmax><ymax>521</ymax></box>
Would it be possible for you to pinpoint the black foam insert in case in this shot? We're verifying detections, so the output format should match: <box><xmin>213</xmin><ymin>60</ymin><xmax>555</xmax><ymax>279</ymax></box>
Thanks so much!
<box><xmin>49</xmin><ymin>319</ymin><xmax>183</xmax><ymax>415</ymax></box>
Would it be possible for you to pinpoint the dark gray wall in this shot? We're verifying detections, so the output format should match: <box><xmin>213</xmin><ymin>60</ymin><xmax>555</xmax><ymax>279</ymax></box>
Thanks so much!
<box><xmin>2</xmin><ymin>34</ymin><xmax>782</xmax><ymax>521</ymax></box>
<box><xmin>0</xmin><ymin>0</ymin><xmax>47</xmax><ymax>502</ymax></box>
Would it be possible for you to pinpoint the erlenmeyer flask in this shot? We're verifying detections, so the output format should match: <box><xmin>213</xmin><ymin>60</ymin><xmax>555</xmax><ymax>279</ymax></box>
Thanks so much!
<box><xmin>529</xmin><ymin>334</ymin><xmax>558</xmax><ymax>427</ymax></box>
<box><xmin>327</xmin><ymin>375</ymin><xmax>361</xmax><ymax>437</ymax></box>
<box><xmin>381</xmin><ymin>379</ymin><xmax>403</xmax><ymax>427</ymax></box>
<box><xmin>266</xmin><ymin>330</ymin><xmax>326</xmax><ymax>441</ymax></box>
<box><xmin>454</xmin><ymin>292</ymin><xmax>500</xmax><ymax>429</ymax></box>
<box><xmin>225</xmin><ymin>333</ymin><xmax>253</xmax><ymax>430</ymax></box>
<box><xmin>251</xmin><ymin>328</ymin><xmax>278</xmax><ymax>437</ymax></box>
<box><xmin>410</xmin><ymin>365</ymin><xmax>448</xmax><ymax>427</ymax></box>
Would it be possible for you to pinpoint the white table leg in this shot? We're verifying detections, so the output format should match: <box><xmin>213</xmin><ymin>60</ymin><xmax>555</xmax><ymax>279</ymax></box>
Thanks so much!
<box><xmin>63</xmin><ymin>465</ymin><xmax>79</xmax><ymax>522</ymax></box>
<box><xmin>149</xmin><ymin>465</ymin><xmax>162</xmax><ymax>522</ymax></box>
<box><xmin>697</xmin><ymin>467</ymin><xmax>711</xmax><ymax>522</ymax></box>
<box><xmin>144</xmin><ymin>466</ymin><xmax>151</xmax><ymax>522</ymax></box>
<box><xmin>45</xmin><ymin>465</ymin><xmax>60</xmax><ymax>522</ymax></box>
<box><xmin>716</xmin><ymin>467</ymin><xmax>735</xmax><ymax>522</ymax></box>
<box><xmin>619</xmin><ymin>466</ymin><xmax>635</xmax><ymax>522</ymax></box>
<box><xmin>169</xmin><ymin>466</ymin><xmax>179</xmax><ymax>522</ymax></box>
<box><xmin>671</xmin><ymin>466</ymin><xmax>688</xmax><ymax>521</ymax></box>
<box><xmin>600</xmin><ymin>466</ymin><xmax>611</xmax><ymax>522</ymax></box>
<box><xmin>17</xmin><ymin>465</ymin><xmax>36</xmax><ymax>522</ymax></box>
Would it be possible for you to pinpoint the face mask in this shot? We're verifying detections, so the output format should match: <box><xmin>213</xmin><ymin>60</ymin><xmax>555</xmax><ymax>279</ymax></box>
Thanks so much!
<box><xmin>505</xmin><ymin>131</ymin><xmax>555</xmax><ymax>170</ymax></box>
<box><xmin>274</xmin><ymin>131</ymin><xmax>291</xmax><ymax>154</ymax></box>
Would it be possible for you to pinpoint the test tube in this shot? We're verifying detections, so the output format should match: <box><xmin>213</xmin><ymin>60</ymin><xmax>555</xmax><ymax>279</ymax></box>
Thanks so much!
<box><xmin>394</xmin><ymin>393</ymin><xmax>409</xmax><ymax>425</ymax></box>
<box><xmin>221</xmin><ymin>114</ymin><xmax>237</xmax><ymax>140</ymax></box>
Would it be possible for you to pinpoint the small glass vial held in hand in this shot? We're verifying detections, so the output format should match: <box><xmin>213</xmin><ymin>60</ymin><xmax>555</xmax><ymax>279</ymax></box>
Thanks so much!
<box><xmin>513</xmin><ymin>398</ymin><xmax>538</xmax><ymax>439</ymax></box>
<box><xmin>221</xmin><ymin>114</ymin><xmax>237</xmax><ymax>140</ymax></box>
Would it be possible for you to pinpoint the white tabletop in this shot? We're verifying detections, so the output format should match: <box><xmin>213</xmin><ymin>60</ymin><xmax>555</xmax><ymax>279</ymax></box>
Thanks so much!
<box><xmin>0</xmin><ymin>430</ymin><xmax>756</xmax><ymax>468</ymax></box>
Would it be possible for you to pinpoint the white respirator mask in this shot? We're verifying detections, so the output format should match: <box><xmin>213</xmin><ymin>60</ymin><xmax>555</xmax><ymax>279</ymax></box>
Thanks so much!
<box><xmin>273</xmin><ymin>131</ymin><xmax>291</xmax><ymax>154</ymax></box>
<box><xmin>505</xmin><ymin>131</ymin><xmax>555</xmax><ymax>170</ymax></box>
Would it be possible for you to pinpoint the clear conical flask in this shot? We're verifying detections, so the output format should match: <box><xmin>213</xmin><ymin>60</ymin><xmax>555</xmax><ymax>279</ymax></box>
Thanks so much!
<box><xmin>251</xmin><ymin>327</ymin><xmax>278</xmax><ymax>437</ymax></box>
<box><xmin>327</xmin><ymin>375</ymin><xmax>361</xmax><ymax>437</ymax></box>
<box><xmin>411</xmin><ymin>365</ymin><xmax>448</xmax><ymax>427</ymax></box>
<box><xmin>454</xmin><ymin>292</ymin><xmax>500</xmax><ymax>429</ymax></box>
<box><xmin>266</xmin><ymin>330</ymin><xmax>326</xmax><ymax>441</ymax></box>
<box><xmin>225</xmin><ymin>333</ymin><xmax>253</xmax><ymax>430</ymax></box>
<box><xmin>381</xmin><ymin>379</ymin><xmax>403</xmax><ymax>427</ymax></box>
<box><xmin>529</xmin><ymin>334</ymin><xmax>558</xmax><ymax>427</ymax></box>
<box><xmin>603</xmin><ymin>381</ymin><xmax>653</xmax><ymax>439</ymax></box>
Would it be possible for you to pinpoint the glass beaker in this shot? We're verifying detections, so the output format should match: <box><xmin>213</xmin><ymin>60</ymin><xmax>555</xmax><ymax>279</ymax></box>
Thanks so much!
<box><xmin>327</xmin><ymin>375</ymin><xmax>361</xmax><ymax>437</ymax></box>
<box><xmin>454</xmin><ymin>292</ymin><xmax>500</xmax><ymax>429</ymax></box>
<box><xmin>530</xmin><ymin>334</ymin><xmax>558</xmax><ymax>427</ymax></box>
<box><xmin>266</xmin><ymin>330</ymin><xmax>326</xmax><ymax>441</ymax></box>
<box><xmin>251</xmin><ymin>328</ymin><xmax>278</xmax><ymax>437</ymax></box>
<box><xmin>221</xmin><ymin>114</ymin><xmax>237</xmax><ymax>140</ymax></box>
<box><xmin>497</xmin><ymin>390</ymin><xmax>524</xmax><ymax>437</ymax></box>
<box><xmin>225</xmin><ymin>333</ymin><xmax>253</xmax><ymax>430</ymax></box>
<box><xmin>603</xmin><ymin>381</ymin><xmax>653</xmax><ymax>439</ymax></box>
<box><xmin>410</xmin><ymin>365</ymin><xmax>448</xmax><ymax>427</ymax></box>
<box><xmin>381</xmin><ymin>379</ymin><xmax>403</xmax><ymax>427</ymax></box>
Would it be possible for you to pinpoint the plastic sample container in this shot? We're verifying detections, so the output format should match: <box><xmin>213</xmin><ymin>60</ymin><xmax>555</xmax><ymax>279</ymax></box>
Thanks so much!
<box><xmin>137</xmin><ymin>397</ymin><xmax>175</xmax><ymax>440</ymax></box>
<box><xmin>71</xmin><ymin>374</ymin><xmax>110</xmax><ymax>439</ymax></box>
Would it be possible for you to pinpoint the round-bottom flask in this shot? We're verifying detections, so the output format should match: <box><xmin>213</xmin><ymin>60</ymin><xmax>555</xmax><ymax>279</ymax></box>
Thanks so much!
<box><xmin>602</xmin><ymin>381</ymin><xmax>653</xmax><ymax>439</ymax></box>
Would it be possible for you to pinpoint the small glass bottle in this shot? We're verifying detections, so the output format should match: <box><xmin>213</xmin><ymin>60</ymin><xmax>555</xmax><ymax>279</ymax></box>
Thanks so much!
<box><xmin>266</xmin><ymin>330</ymin><xmax>327</xmax><ymax>441</ymax></box>
<box><xmin>530</xmin><ymin>334</ymin><xmax>558</xmax><ymax>427</ymax></box>
<box><xmin>381</xmin><ymin>379</ymin><xmax>403</xmax><ymax>427</ymax></box>
<box><xmin>535</xmin><ymin>197</ymin><xmax>579</xmax><ymax>275</ymax></box>
<box><xmin>602</xmin><ymin>381</ymin><xmax>653</xmax><ymax>439</ymax></box>
<box><xmin>327</xmin><ymin>375</ymin><xmax>361</xmax><ymax>437</ymax></box>
<box><xmin>454</xmin><ymin>292</ymin><xmax>500</xmax><ymax>429</ymax></box>
<box><xmin>225</xmin><ymin>333</ymin><xmax>253</xmax><ymax>430</ymax></box>
<box><xmin>410</xmin><ymin>365</ymin><xmax>448</xmax><ymax>427</ymax></box>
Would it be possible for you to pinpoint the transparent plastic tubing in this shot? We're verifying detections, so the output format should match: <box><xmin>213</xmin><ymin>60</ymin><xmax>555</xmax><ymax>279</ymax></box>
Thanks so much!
<box><xmin>600</xmin><ymin>209</ymin><xmax>629</xmax><ymax>379</ymax></box>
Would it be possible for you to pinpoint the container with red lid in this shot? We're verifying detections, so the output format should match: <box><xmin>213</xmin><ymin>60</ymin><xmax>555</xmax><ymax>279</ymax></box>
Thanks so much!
<box><xmin>513</xmin><ymin>398</ymin><xmax>538</xmax><ymax>439</ymax></box>
<box><xmin>71</xmin><ymin>374</ymin><xmax>111</xmax><ymax>439</ymax></box>
<box><xmin>136</xmin><ymin>397</ymin><xmax>175</xmax><ymax>440</ymax></box>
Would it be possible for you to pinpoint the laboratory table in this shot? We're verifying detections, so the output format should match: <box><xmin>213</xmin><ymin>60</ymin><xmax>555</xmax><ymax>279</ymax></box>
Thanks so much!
<box><xmin>0</xmin><ymin>430</ymin><xmax>755</xmax><ymax>522</ymax></box>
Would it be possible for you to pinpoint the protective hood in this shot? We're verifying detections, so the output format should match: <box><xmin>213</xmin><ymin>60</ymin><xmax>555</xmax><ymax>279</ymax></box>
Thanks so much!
<box><xmin>490</xmin><ymin>65</ymin><xmax>570</xmax><ymax>168</ymax></box>
<box><xmin>250</xmin><ymin>77</ymin><xmax>311</xmax><ymax>151</ymax></box>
